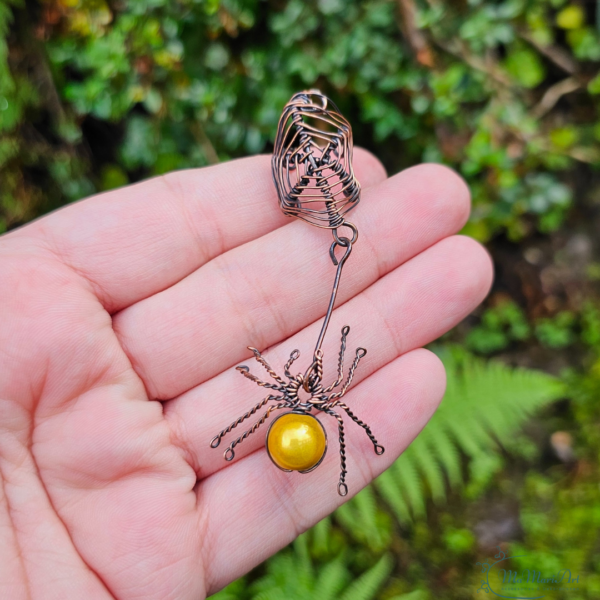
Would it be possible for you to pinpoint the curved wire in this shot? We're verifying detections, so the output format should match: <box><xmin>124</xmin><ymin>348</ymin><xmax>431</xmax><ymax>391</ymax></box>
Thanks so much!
<box><xmin>272</xmin><ymin>90</ymin><xmax>360</xmax><ymax>229</ymax></box>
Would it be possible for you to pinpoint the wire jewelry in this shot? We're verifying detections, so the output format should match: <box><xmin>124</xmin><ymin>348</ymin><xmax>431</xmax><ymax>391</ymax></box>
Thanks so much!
<box><xmin>210</xmin><ymin>90</ymin><xmax>384</xmax><ymax>496</ymax></box>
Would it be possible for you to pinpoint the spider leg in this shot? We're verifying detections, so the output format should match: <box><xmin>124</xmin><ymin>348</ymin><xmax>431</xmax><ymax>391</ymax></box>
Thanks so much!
<box><xmin>248</xmin><ymin>346</ymin><xmax>287</xmax><ymax>386</ymax></box>
<box><xmin>323</xmin><ymin>407</ymin><xmax>348</xmax><ymax>496</ymax></box>
<box><xmin>329</xmin><ymin>346</ymin><xmax>367</xmax><ymax>399</ymax></box>
<box><xmin>210</xmin><ymin>395</ymin><xmax>283</xmax><ymax>449</ymax></box>
<box><xmin>236</xmin><ymin>365</ymin><xmax>283</xmax><ymax>391</ymax></box>
<box><xmin>283</xmin><ymin>349</ymin><xmax>300</xmax><ymax>379</ymax></box>
<box><xmin>323</xmin><ymin>325</ymin><xmax>350</xmax><ymax>393</ymax></box>
<box><xmin>222</xmin><ymin>401</ymin><xmax>288</xmax><ymax>461</ymax></box>
<box><xmin>334</xmin><ymin>401</ymin><xmax>384</xmax><ymax>456</ymax></box>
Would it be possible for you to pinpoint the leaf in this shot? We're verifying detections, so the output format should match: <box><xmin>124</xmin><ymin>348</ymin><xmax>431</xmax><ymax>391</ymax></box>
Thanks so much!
<box><xmin>373</xmin><ymin>347</ymin><xmax>564</xmax><ymax>523</ymax></box>
<box><xmin>335</xmin><ymin>486</ymin><xmax>383</xmax><ymax>549</ymax></box>
<box><xmin>339</xmin><ymin>554</ymin><xmax>393</xmax><ymax>600</ymax></box>
<box><xmin>504</xmin><ymin>47</ymin><xmax>546</xmax><ymax>88</ymax></box>
<box><xmin>556</xmin><ymin>5</ymin><xmax>585</xmax><ymax>30</ymax></box>
<box><xmin>315</xmin><ymin>552</ymin><xmax>350</xmax><ymax>600</ymax></box>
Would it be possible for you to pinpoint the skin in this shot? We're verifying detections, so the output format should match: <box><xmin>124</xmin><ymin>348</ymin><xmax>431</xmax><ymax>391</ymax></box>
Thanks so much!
<box><xmin>0</xmin><ymin>149</ymin><xmax>493</xmax><ymax>600</ymax></box>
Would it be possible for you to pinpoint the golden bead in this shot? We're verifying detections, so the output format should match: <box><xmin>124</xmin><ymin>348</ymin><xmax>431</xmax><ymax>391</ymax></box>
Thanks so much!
<box><xmin>267</xmin><ymin>412</ymin><xmax>327</xmax><ymax>472</ymax></box>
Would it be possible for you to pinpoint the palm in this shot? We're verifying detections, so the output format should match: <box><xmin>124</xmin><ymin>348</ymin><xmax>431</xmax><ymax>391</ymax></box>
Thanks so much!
<box><xmin>0</xmin><ymin>151</ymin><xmax>491</xmax><ymax>599</ymax></box>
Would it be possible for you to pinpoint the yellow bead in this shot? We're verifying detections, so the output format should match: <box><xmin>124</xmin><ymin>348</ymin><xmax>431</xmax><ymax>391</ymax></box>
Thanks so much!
<box><xmin>267</xmin><ymin>412</ymin><xmax>327</xmax><ymax>472</ymax></box>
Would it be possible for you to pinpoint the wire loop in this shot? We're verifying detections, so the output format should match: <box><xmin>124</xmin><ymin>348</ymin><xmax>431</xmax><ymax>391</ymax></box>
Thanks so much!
<box><xmin>332</xmin><ymin>221</ymin><xmax>358</xmax><ymax>246</ymax></box>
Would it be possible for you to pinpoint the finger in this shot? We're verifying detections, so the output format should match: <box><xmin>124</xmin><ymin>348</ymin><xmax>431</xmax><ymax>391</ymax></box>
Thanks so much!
<box><xmin>199</xmin><ymin>348</ymin><xmax>446</xmax><ymax>593</ymax></box>
<box><xmin>165</xmin><ymin>235</ymin><xmax>493</xmax><ymax>477</ymax></box>
<box><xmin>113</xmin><ymin>164</ymin><xmax>471</xmax><ymax>399</ymax></box>
<box><xmin>9</xmin><ymin>149</ymin><xmax>386</xmax><ymax>313</ymax></box>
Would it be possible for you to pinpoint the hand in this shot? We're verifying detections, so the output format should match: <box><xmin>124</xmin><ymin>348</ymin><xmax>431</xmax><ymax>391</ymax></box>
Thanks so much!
<box><xmin>0</xmin><ymin>150</ymin><xmax>492</xmax><ymax>599</ymax></box>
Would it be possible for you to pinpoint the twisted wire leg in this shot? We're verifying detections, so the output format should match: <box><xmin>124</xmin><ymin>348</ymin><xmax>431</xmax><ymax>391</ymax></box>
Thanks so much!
<box><xmin>248</xmin><ymin>347</ymin><xmax>287</xmax><ymax>386</ymax></box>
<box><xmin>323</xmin><ymin>325</ymin><xmax>350</xmax><ymax>393</ymax></box>
<box><xmin>329</xmin><ymin>346</ymin><xmax>367</xmax><ymax>400</ymax></box>
<box><xmin>284</xmin><ymin>349</ymin><xmax>300</xmax><ymax>379</ymax></box>
<box><xmin>210</xmin><ymin>395</ymin><xmax>282</xmax><ymax>449</ymax></box>
<box><xmin>236</xmin><ymin>365</ymin><xmax>283</xmax><ymax>391</ymax></box>
<box><xmin>323</xmin><ymin>407</ymin><xmax>348</xmax><ymax>496</ymax></box>
<box><xmin>336</xmin><ymin>402</ymin><xmax>384</xmax><ymax>456</ymax></box>
<box><xmin>223</xmin><ymin>402</ymin><xmax>288</xmax><ymax>461</ymax></box>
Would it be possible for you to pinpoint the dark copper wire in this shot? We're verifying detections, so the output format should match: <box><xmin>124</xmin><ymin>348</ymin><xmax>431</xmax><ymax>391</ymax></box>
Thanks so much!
<box><xmin>210</xmin><ymin>90</ymin><xmax>384</xmax><ymax>496</ymax></box>
<box><xmin>272</xmin><ymin>90</ymin><xmax>360</xmax><ymax>229</ymax></box>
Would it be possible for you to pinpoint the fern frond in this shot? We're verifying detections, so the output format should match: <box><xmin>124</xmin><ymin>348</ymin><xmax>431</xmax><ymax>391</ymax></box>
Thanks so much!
<box><xmin>208</xmin><ymin>577</ymin><xmax>247</xmax><ymax>600</ymax></box>
<box><xmin>419</xmin><ymin>424</ymin><xmax>462</xmax><ymax>488</ymax></box>
<box><xmin>352</xmin><ymin>486</ymin><xmax>379</xmax><ymax>535</ymax></box>
<box><xmin>409</xmin><ymin>437</ymin><xmax>446</xmax><ymax>503</ymax></box>
<box><xmin>374</xmin><ymin>469</ymin><xmax>411</xmax><ymax>523</ymax></box>
<box><xmin>335</xmin><ymin>486</ymin><xmax>385</xmax><ymax>550</ymax></box>
<box><xmin>373</xmin><ymin>348</ymin><xmax>564</xmax><ymax>522</ymax></box>
<box><xmin>292</xmin><ymin>533</ymin><xmax>313</xmax><ymax>592</ymax></box>
<box><xmin>311</xmin><ymin>516</ymin><xmax>332</xmax><ymax>557</ymax></box>
<box><xmin>315</xmin><ymin>552</ymin><xmax>350</xmax><ymax>600</ymax></box>
<box><xmin>339</xmin><ymin>553</ymin><xmax>393</xmax><ymax>600</ymax></box>
<box><xmin>387</xmin><ymin>590</ymin><xmax>430</xmax><ymax>600</ymax></box>
<box><xmin>377</xmin><ymin>445</ymin><xmax>426</xmax><ymax>519</ymax></box>
<box><xmin>251</xmin><ymin>542</ymin><xmax>391</xmax><ymax>600</ymax></box>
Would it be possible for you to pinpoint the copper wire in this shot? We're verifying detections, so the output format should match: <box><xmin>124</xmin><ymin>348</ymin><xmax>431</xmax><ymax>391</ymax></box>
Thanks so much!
<box><xmin>210</xmin><ymin>90</ymin><xmax>384</xmax><ymax>495</ymax></box>
<box><xmin>272</xmin><ymin>90</ymin><xmax>360</xmax><ymax>229</ymax></box>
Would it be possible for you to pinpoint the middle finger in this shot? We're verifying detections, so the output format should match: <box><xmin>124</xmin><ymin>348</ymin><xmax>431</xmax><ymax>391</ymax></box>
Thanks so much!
<box><xmin>113</xmin><ymin>164</ymin><xmax>470</xmax><ymax>400</ymax></box>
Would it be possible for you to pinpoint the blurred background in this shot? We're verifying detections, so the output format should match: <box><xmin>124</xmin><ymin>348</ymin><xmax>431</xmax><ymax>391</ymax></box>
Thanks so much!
<box><xmin>2</xmin><ymin>0</ymin><xmax>600</xmax><ymax>598</ymax></box>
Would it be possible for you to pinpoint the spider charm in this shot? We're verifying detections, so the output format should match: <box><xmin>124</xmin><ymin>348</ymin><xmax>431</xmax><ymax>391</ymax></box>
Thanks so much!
<box><xmin>210</xmin><ymin>89</ymin><xmax>385</xmax><ymax>495</ymax></box>
<box><xmin>210</xmin><ymin>325</ymin><xmax>384</xmax><ymax>496</ymax></box>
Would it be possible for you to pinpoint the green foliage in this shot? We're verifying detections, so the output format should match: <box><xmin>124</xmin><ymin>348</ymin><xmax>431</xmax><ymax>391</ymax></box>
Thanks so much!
<box><xmin>335</xmin><ymin>486</ymin><xmax>393</xmax><ymax>553</ymax></box>
<box><xmin>512</xmin><ymin>472</ymin><xmax>600</xmax><ymax>598</ymax></box>
<box><xmin>504</xmin><ymin>45</ymin><xmax>546</xmax><ymax>88</ymax></box>
<box><xmin>500</xmin><ymin>355</ymin><xmax>600</xmax><ymax>599</ymax></box>
<box><xmin>441</xmin><ymin>526</ymin><xmax>475</xmax><ymax>556</ymax></box>
<box><xmin>467</xmin><ymin>300</ymin><xmax>600</xmax><ymax>354</ymax></box>
<box><xmin>465</xmin><ymin>299</ymin><xmax>530</xmax><ymax>354</ymax></box>
<box><xmin>375</xmin><ymin>347</ymin><xmax>564</xmax><ymax>521</ymax></box>
<box><xmin>535</xmin><ymin>311</ymin><xmax>577</xmax><ymax>349</ymax></box>
<box><xmin>339</xmin><ymin>554</ymin><xmax>393</xmax><ymax>600</ymax></box>
<box><xmin>3</xmin><ymin>0</ymin><xmax>599</xmax><ymax>240</ymax></box>
<box><xmin>213</xmin><ymin>533</ymin><xmax>392</xmax><ymax>600</ymax></box>
<box><xmin>581</xmin><ymin>303</ymin><xmax>600</xmax><ymax>349</ymax></box>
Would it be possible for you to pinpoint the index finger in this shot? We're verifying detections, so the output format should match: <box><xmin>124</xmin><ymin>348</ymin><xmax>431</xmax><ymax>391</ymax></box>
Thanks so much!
<box><xmin>6</xmin><ymin>150</ymin><xmax>386</xmax><ymax>313</ymax></box>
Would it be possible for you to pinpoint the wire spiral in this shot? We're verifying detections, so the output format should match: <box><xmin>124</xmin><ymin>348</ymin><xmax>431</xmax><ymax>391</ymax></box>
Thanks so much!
<box><xmin>272</xmin><ymin>90</ymin><xmax>360</xmax><ymax>229</ymax></box>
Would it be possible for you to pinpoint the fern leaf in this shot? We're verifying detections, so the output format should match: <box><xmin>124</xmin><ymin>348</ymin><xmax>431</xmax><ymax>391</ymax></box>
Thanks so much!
<box><xmin>374</xmin><ymin>348</ymin><xmax>563</xmax><ymax>523</ymax></box>
<box><xmin>410</xmin><ymin>437</ymin><xmax>446</xmax><ymax>503</ymax></box>
<box><xmin>374</xmin><ymin>444</ymin><xmax>425</xmax><ymax>520</ymax></box>
<box><xmin>315</xmin><ymin>552</ymin><xmax>350</xmax><ymax>600</ymax></box>
<box><xmin>420</xmin><ymin>424</ymin><xmax>462</xmax><ymax>488</ymax></box>
<box><xmin>374</xmin><ymin>469</ymin><xmax>411</xmax><ymax>522</ymax></box>
<box><xmin>388</xmin><ymin>591</ymin><xmax>429</xmax><ymax>600</ymax></box>
<box><xmin>335</xmin><ymin>486</ymin><xmax>385</xmax><ymax>550</ymax></box>
<box><xmin>311</xmin><ymin>516</ymin><xmax>332</xmax><ymax>556</ymax></box>
<box><xmin>352</xmin><ymin>486</ymin><xmax>379</xmax><ymax>538</ymax></box>
<box><xmin>292</xmin><ymin>533</ymin><xmax>314</xmax><ymax>592</ymax></box>
<box><xmin>339</xmin><ymin>553</ymin><xmax>393</xmax><ymax>600</ymax></box>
